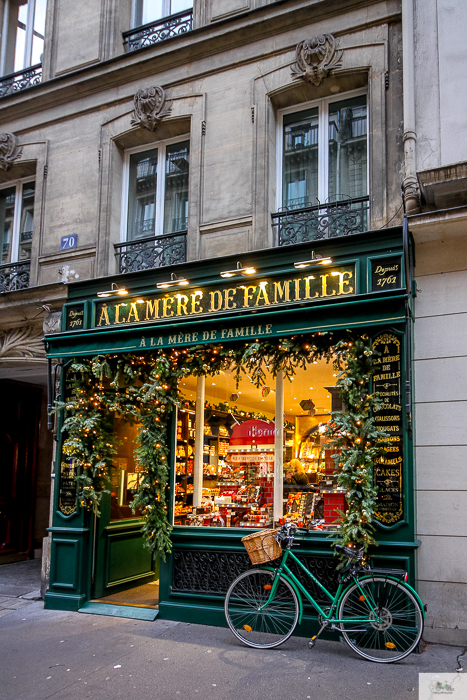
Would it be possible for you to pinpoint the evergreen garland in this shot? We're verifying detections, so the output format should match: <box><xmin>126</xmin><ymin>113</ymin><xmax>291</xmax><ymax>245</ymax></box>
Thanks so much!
<box><xmin>56</xmin><ymin>331</ymin><xmax>387</xmax><ymax>560</ymax></box>
<box><xmin>326</xmin><ymin>336</ymin><xmax>389</xmax><ymax>562</ymax></box>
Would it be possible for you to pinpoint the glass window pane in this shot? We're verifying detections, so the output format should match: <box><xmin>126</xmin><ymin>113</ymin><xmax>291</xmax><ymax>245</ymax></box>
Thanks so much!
<box><xmin>134</xmin><ymin>0</ymin><xmax>164</xmax><ymax>26</ymax></box>
<box><xmin>174</xmin><ymin>357</ymin><xmax>340</xmax><ymax>530</ymax></box>
<box><xmin>34</xmin><ymin>0</ymin><xmax>47</xmax><ymax>35</ymax></box>
<box><xmin>127</xmin><ymin>149</ymin><xmax>158</xmax><ymax>241</ymax></box>
<box><xmin>328</xmin><ymin>95</ymin><xmax>367</xmax><ymax>202</ymax></box>
<box><xmin>163</xmin><ymin>141</ymin><xmax>189</xmax><ymax>234</ymax></box>
<box><xmin>19</xmin><ymin>182</ymin><xmax>35</xmax><ymax>260</ymax></box>
<box><xmin>31</xmin><ymin>35</ymin><xmax>44</xmax><ymax>65</ymax></box>
<box><xmin>110</xmin><ymin>416</ymin><xmax>143</xmax><ymax>521</ymax></box>
<box><xmin>0</xmin><ymin>187</ymin><xmax>16</xmax><ymax>264</ymax></box>
<box><xmin>171</xmin><ymin>0</ymin><xmax>193</xmax><ymax>13</ymax></box>
<box><xmin>282</xmin><ymin>108</ymin><xmax>319</xmax><ymax>209</ymax></box>
<box><xmin>14</xmin><ymin>26</ymin><xmax>26</xmax><ymax>72</ymax></box>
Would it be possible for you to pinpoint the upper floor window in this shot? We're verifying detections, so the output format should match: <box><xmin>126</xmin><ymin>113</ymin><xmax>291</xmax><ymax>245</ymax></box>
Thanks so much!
<box><xmin>0</xmin><ymin>0</ymin><xmax>46</xmax><ymax>76</ymax></box>
<box><xmin>124</xmin><ymin>139</ymin><xmax>189</xmax><ymax>241</ymax></box>
<box><xmin>0</xmin><ymin>178</ymin><xmax>34</xmax><ymax>291</ymax></box>
<box><xmin>0</xmin><ymin>179</ymin><xmax>35</xmax><ymax>264</ymax></box>
<box><xmin>279</xmin><ymin>93</ymin><xmax>368</xmax><ymax>210</ymax></box>
<box><xmin>132</xmin><ymin>0</ymin><xmax>193</xmax><ymax>27</ymax></box>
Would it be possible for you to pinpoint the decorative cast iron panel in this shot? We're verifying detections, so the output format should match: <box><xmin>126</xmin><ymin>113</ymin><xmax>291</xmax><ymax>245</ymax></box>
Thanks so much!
<box><xmin>115</xmin><ymin>231</ymin><xmax>187</xmax><ymax>274</ymax></box>
<box><xmin>0</xmin><ymin>260</ymin><xmax>31</xmax><ymax>292</ymax></box>
<box><xmin>172</xmin><ymin>550</ymin><xmax>251</xmax><ymax>595</ymax></box>
<box><xmin>171</xmin><ymin>548</ymin><xmax>339</xmax><ymax>603</ymax></box>
<box><xmin>123</xmin><ymin>10</ymin><xmax>193</xmax><ymax>52</ymax></box>
<box><xmin>272</xmin><ymin>196</ymin><xmax>369</xmax><ymax>246</ymax></box>
<box><xmin>0</xmin><ymin>64</ymin><xmax>42</xmax><ymax>98</ymax></box>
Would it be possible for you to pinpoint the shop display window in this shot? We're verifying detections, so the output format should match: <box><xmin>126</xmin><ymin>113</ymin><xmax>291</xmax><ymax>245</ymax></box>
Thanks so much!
<box><xmin>173</xmin><ymin>358</ymin><xmax>345</xmax><ymax>530</ymax></box>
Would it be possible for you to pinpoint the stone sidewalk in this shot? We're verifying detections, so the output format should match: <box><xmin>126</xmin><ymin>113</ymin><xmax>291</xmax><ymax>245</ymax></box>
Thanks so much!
<box><xmin>0</xmin><ymin>559</ymin><xmax>42</xmax><ymax>617</ymax></box>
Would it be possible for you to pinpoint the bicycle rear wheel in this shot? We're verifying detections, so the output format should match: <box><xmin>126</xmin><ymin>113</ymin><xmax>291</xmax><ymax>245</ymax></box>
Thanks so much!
<box><xmin>338</xmin><ymin>576</ymin><xmax>424</xmax><ymax>663</ymax></box>
<box><xmin>225</xmin><ymin>569</ymin><xmax>299</xmax><ymax>649</ymax></box>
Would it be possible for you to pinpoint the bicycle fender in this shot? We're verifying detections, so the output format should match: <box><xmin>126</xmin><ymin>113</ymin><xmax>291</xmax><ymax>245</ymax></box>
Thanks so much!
<box><xmin>338</xmin><ymin>574</ymin><xmax>426</xmax><ymax>620</ymax></box>
<box><xmin>261</xmin><ymin>566</ymin><xmax>304</xmax><ymax>625</ymax></box>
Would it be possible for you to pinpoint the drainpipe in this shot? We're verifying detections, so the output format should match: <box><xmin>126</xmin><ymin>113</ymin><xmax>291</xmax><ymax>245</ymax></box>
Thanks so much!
<box><xmin>402</xmin><ymin>0</ymin><xmax>420</xmax><ymax>213</ymax></box>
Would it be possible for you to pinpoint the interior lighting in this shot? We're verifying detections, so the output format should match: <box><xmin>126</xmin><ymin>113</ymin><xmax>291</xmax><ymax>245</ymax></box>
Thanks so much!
<box><xmin>97</xmin><ymin>283</ymin><xmax>129</xmax><ymax>298</ymax></box>
<box><xmin>156</xmin><ymin>273</ymin><xmax>190</xmax><ymax>289</ymax></box>
<box><xmin>293</xmin><ymin>251</ymin><xmax>333</xmax><ymax>269</ymax></box>
<box><xmin>220</xmin><ymin>261</ymin><xmax>257</xmax><ymax>278</ymax></box>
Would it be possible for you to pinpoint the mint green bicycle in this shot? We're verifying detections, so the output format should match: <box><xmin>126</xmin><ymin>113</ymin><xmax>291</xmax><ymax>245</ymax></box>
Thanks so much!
<box><xmin>225</xmin><ymin>524</ymin><xmax>425</xmax><ymax>663</ymax></box>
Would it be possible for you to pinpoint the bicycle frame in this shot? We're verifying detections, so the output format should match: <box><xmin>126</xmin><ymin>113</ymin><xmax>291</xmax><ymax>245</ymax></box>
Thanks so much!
<box><xmin>260</xmin><ymin>548</ymin><xmax>394</xmax><ymax>626</ymax></box>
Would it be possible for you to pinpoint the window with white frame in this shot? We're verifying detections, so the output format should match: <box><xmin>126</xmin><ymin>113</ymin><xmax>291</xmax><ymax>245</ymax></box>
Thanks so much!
<box><xmin>279</xmin><ymin>93</ymin><xmax>368</xmax><ymax>210</ymax></box>
<box><xmin>124</xmin><ymin>139</ymin><xmax>189</xmax><ymax>241</ymax></box>
<box><xmin>1</xmin><ymin>0</ymin><xmax>47</xmax><ymax>76</ymax></box>
<box><xmin>0</xmin><ymin>179</ymin><xmax>35</xmax><ymax>265</ymax></box>
<box><xmin>133</xmin><ymin>0</ymin><xmax>193</xmax><ymax>27</ymax></box>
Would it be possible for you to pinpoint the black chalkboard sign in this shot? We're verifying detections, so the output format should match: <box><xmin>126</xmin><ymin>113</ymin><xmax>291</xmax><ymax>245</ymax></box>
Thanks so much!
<box><xmin>58</xmin><ymin>459</ymin><xmax>78</xmax><ymax>516</ymax></box>
<box><xmin>66</xmin><ymin>304</ymin><xmax>85</xmax><ymax>331</ymax></box>
<box><xmin>372</xmin><ymin>332</ymin><xmax>404</xmax><ymax>525</ymax></box>
<box><xmin>371</xmin><ymin>257</ymin><xmax>402</xmax><ymax>292</ymax></box>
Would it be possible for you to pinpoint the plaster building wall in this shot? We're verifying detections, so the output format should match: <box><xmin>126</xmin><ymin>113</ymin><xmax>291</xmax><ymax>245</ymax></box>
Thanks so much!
<box><xmin>412</xmin><ymin>0</ymin><xmax>467</xmax><ymax>645</ymax></box>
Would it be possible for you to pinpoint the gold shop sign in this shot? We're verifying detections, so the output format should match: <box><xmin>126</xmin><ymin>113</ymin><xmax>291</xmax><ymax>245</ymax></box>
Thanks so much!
<box><xmin>93</xmin><ymin>266</ymin><xmax>355</xmax><ymax>329</ymax></box>
<box><xmin>372</xmin><ymin>332</ymin><xmax>404</xmax><ymax>525</ymax></box>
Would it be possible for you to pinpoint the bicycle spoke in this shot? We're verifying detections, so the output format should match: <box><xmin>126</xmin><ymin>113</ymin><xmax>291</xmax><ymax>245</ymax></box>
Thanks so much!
<box><xmin>338</xmin><ymin>577</ymin><xmax>423</xmax><ymax>663</ymax></box>
<box><xmin>225</xmin><ymin>570</ymin><xmax>299</xmax><ymax>649</ymax></box>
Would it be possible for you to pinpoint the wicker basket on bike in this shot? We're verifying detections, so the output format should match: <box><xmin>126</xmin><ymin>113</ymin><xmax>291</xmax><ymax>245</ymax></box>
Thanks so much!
<box><xmin>241</xmin><ymin>528</ymin><xmax>281</xmax><ymax>565</ymax></box>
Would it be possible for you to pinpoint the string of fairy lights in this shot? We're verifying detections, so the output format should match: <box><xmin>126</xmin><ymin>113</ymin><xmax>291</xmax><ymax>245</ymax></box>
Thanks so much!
<box><xmin>56</xmin><ymin>332</ymin><xmax>389</xmax><ymax>560</ymax></box>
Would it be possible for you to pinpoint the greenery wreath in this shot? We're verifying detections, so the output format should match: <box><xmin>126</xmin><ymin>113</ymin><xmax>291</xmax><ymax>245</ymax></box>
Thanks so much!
<box><xmin>56</xmin><ymin>331</ymin><xmax>388</xmax><ymax>561</ymax></box>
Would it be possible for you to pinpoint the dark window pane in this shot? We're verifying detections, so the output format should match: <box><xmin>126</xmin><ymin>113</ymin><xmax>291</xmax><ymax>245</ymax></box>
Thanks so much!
<box><xmin>328</xmin><ymin>95</ymin><xmax>367</xmax><ymax>202</ymax></box>
<box><xmin>0</xmin><ymin>187</ymin><xmax>16</xmax><ymax>264</ymax></box>
<box><xmin>128</xmin><ymin>149</ymin><xmax>158</xmax><ymax>240</ymax></box>
<box><xmin>282</xmin><ymin>108</ymin><xmax>319</xmax><ymax>209</ymax></box>
<box><xmin>164</xmin><ymin>141</ymin><xmax>189</xmax><ymax>234</ymax></box>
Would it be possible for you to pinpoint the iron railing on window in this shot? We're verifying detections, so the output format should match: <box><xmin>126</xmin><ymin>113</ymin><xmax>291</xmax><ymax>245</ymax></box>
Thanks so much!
<box><xmin>115</xmin><ymin>231</ymin><xmax>187</xmax><ymax>274</ymax></box>
<box><xmin>123</xmin><ymin>10</ymin><xmax>193</xmax><ymax>52</ymax></box>
<box><xmin>0</xmin><ymin>260</ymin><xmax>31</xmax><ymax>292</ymax></box>
<box><xmin>272</xmin><ymin>195</ymin><xmax>370</xmax><ymax>246</ymax></box>
<box><xmin>0</xmin><ymin>64</ymin><xmax>42</xmax><ymax>98</ymax></box>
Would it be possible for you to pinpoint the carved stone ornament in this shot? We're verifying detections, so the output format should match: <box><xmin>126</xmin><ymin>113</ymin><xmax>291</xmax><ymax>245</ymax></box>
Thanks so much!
<box><xmin>0</xmin><ymin>132</ymin><xmax>22</xmax><ymax>171</ymax></box>
<box><xmin>43</xmin><ymin>311</ymin><xmax>62</xmax><ymax>335</ymax></box>
<box><xmin>0</xmin><ymin>327</ymin><xmax>45</xmax><ymax>360</ymax></box>
<box><xmin>130</xmin><ymin>86</ymin><xmax>172</xmax><ymax>132</ymax></box>
<box><xmin>291</xmin><ymin>34</ymin><xmax>343</xmax><ymax>86</ymax></box>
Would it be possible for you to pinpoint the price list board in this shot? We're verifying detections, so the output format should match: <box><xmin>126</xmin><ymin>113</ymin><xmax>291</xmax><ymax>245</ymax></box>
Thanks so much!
<box><xmin>372</xmin><ymin>332</ymin><xmax>404</xmax><ymax>525</ymax></box>
<box><xmin>59</xmin><ymin>459</ymin><xmax>78</xmax><ymax>516</ymax></box>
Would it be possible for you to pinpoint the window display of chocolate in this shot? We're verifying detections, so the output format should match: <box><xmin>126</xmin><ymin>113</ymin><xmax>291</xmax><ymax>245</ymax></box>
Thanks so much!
<box><xmin>173</xmin><ymin>362</ymin><xmax>345</xmax><ymax>530</ymax></box>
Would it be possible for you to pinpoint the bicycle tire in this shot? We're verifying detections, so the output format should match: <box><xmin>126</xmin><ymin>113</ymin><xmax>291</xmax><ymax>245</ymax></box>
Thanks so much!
<box><xmin>225</xmin><ymin>569</ymin><xmax>299</xmax><ymax>649</ymax></box>
<box><xmin>338</xmin><ymin>576</ymin><xmax>424</xmax><ymax>663</ymax></box>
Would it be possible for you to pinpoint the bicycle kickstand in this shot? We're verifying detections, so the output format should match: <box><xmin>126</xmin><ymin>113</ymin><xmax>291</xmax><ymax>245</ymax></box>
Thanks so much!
<box><xmin>308</xmin><ymin>620</ymin><xmax>329</xmax><ymax>649</ymax></box>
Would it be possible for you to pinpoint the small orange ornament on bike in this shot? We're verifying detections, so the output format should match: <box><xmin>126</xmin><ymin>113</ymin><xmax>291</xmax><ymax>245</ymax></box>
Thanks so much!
<box><xmin>243</xmin><ymin>625</ymin><xmax>252</xmax><ymax>631</ymax></box>
<box><xmin>263</xmin><ymin>584</ymin><xmax>272</xmax><ymax>590</ymax></box>
<box><xmin>385</xmin><ymin>642</ymin><xmax>396</xmax><ymax>649</ymax></box>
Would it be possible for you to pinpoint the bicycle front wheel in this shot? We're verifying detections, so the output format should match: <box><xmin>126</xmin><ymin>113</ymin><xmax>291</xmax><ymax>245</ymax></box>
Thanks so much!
<box><xmin>225</xmin><ymin>569</ymin><xmax>299</xmax><ymax>649</ymax></box>
<box><xmin>338</xmin><ymin>576</ymin><xmax>424</xmax><ymax>663</ymax></box>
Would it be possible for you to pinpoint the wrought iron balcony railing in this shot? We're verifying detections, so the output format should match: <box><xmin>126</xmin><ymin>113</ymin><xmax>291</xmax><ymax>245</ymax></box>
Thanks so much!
<box><xmin>115</xmin><ymin>231</ymin><xmax>187</xmax><ymax>274</ymax></box>
<box><xmin>0</xmin><ymin>260</ymin><xmax>31</xmax><ymax>292</ymax></box>
<box><xmin>123</xmin><ymin>10</ymin><xmax>193</xmax><ymax>52</ymax></box>
<box><xmin>0</xmin><ymin>64</ymin><xmax>42</xmax><ymax>98</ymax></box>
<box><xmin>272</xmin><ymin>195</ymin><xmax>370</xmax><ymax>246</ymax></box>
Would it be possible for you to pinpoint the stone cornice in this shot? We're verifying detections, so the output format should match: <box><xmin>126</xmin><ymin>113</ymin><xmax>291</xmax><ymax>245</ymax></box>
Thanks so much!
<box><xmin>0</xmin><ymin>0</ymin><xmax>400</xmax><ymax>127</ymax></box>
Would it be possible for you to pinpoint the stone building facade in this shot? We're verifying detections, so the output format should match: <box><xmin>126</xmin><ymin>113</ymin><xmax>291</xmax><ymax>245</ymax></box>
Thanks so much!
<box><xmin>0</xmin><ymin>0</ymin><xmax>465</xmax><ymax>644</ymax></box>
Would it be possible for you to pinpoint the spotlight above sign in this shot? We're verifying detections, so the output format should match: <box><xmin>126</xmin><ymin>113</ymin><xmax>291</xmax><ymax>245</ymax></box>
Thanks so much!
<box><xmin>220</xmin><ymin>261</ymin><xmax>257</xmax><ymax>278</ymax></box>
<box><xmin>294</xmin><ymin>251</ymin><xmax>333</xmax><ymax>269</ymax></box>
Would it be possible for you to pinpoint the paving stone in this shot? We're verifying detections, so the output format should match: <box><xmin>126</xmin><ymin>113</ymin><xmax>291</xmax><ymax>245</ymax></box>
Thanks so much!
<box><xmin>0</xmin><ymin>609</ymin><xmax>12</xmax><ymax>617</ymax></box>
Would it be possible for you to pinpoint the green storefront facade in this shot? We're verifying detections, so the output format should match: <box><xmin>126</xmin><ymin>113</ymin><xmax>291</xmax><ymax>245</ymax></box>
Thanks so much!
<box><xmin>44</xmin><ymin>226</ymin><xmax>418</xmax><ymax>635</ymax></box>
